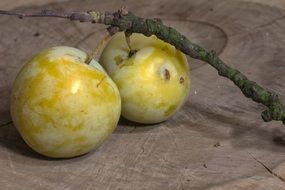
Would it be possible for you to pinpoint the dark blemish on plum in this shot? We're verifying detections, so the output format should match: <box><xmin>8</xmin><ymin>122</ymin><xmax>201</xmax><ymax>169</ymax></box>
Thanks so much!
<box><xmin>164</xmin><ymin>69</ymin><xmax>170</xmax><ymax>80</ymax></box>
<box><xmin>128</xmin><ymin>49</ymin><xmax>138</xmax><ymax>58</ymax></box>
<box><xmin>180</xmin><ymin>77</ymin><xmax>184</xmax><ymax>84</ymax></box>
<box><xmin>97</xmin><ymin>76</ymin><xmax>106</xmax><ymax>88</ymax></box>
<box><xmin>115</xmin><ymin>55</ymin><xmax>124</xmax><ymax>65</ymax></box>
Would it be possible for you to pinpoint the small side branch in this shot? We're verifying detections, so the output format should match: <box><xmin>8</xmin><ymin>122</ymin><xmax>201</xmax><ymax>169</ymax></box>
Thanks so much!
<box><xmin>0</xmin><ymin>9</ymin><xmax>95</xmax><ymax>22</ymax></box>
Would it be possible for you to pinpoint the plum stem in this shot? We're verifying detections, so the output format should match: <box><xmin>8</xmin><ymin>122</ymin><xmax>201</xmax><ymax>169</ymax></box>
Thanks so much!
<box><xmin>85</xmin><ymin>32</ymin><xmax>111</xmax><ymax>64</ymax></box>
<box><xmin>124</xmin><ymin>31</ymin><xmax>137</xmax><ymax>58</ymax></box>
<box><xmin>124</xmin><ymin>31</ymin><xmax>132</xmax><ymax>51</ymax></box>
<box><xmin>0</xmin><ymin>8</ymin><xmax>284</xmax><ymax>124</ymax></box>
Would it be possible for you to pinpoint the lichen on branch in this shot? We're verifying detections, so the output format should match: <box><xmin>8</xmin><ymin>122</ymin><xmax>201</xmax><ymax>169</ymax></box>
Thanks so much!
<box><xmin>0</xmin><ymin>8</ymin><xmax>284</xmax><ymax>124</ymax></box>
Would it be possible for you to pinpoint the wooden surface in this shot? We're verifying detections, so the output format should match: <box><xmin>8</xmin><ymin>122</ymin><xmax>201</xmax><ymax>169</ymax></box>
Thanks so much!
<box><xmin>1</xmin><ymin>0</ymin><xmax>285</xmax><ymax>189</ymax></box>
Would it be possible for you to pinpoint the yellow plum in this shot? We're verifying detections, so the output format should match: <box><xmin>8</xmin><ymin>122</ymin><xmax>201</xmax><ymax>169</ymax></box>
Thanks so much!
<box><xmin>10</xmin><ymin>46</ymin><xmax>121</xmax><ymax>158</ymax></box>
<box><xmin>100</xmin><ymin>32</ymin><xmax>190</xmax><ymax>124</ymax></box>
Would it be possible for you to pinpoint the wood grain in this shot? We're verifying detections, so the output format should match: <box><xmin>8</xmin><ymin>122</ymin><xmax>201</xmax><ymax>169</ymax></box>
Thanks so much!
<box><xmin>0</xmin><ymin>0</ymin><xmax>285</xmax><ymax>189</ymax></box>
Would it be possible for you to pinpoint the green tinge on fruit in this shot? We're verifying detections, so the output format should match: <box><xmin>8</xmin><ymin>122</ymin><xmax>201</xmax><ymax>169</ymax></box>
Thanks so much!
<box><xmin>100</xmin><ymin>32</ymin><xmax>190</xmax><ymax>124</ymax></box>
<box><xmin>10</xmin><ymin>46</ymin><xmax>121</xmax><ymax>158</ymax></box>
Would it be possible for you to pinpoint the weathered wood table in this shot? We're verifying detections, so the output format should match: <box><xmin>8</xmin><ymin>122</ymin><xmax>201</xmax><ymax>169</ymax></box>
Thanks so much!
<box><xmin>1</xmin><ymin>0</ymin><xmax>285</xmax><ymax>189</ymax></box>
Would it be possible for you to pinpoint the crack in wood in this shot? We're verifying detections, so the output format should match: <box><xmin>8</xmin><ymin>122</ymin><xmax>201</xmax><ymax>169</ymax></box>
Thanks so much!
<box><xmin>252</xmin><ymin>15</ymin><xmax>285</xmax><ymax>30</ymax></box>
<box><xmin>0</xmin><ymin>121</ymin><xmax>12</xmax><ymax>128</ymax></box>
<box><xmin>249</xmin><ymin>153</ymin><xmax>285</xmax><ymax>183</ymax></box>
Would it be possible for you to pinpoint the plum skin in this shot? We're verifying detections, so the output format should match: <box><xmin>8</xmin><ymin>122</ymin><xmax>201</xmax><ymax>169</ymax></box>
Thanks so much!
<box><xmin>100</xmin><ymin>32</ymin><xmax>190</xmax><ymax>124</ymax></box>
<box><xmin>10</xmin><ymin>46</ymin><xmax>121</xmax><ymax>158</ymax></box>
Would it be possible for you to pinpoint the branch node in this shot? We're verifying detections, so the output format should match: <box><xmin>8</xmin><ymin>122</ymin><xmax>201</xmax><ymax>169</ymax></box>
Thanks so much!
<box><xmin>119</xmin><ymin>6</ymin><xmax>129</xmax><ymax>16</ymax></box>
<box><xmin>210</xmin><ymin>50</ymin><xmax>217</xmax><ymax>56</ymax></box>
<box><xmin>153</xmin><ymin>18</ymin><xmax>163</xmax><ymax>24</ymax></box>
<box><xmin>88</xmin><ymin>11</ymin><xmax>104</xmax><ymax>23</ymax></box>
<box><xmin>107</xmin><ymin>26</ymin><xmax>120</xmax><ymax>35</ymax></box>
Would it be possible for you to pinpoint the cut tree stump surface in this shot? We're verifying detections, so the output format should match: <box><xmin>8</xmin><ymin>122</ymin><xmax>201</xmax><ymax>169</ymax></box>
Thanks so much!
<box><xmin>0</xmin><ymin>0</ymin><xmax>285</xmax><ymax>189</ymax></box>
